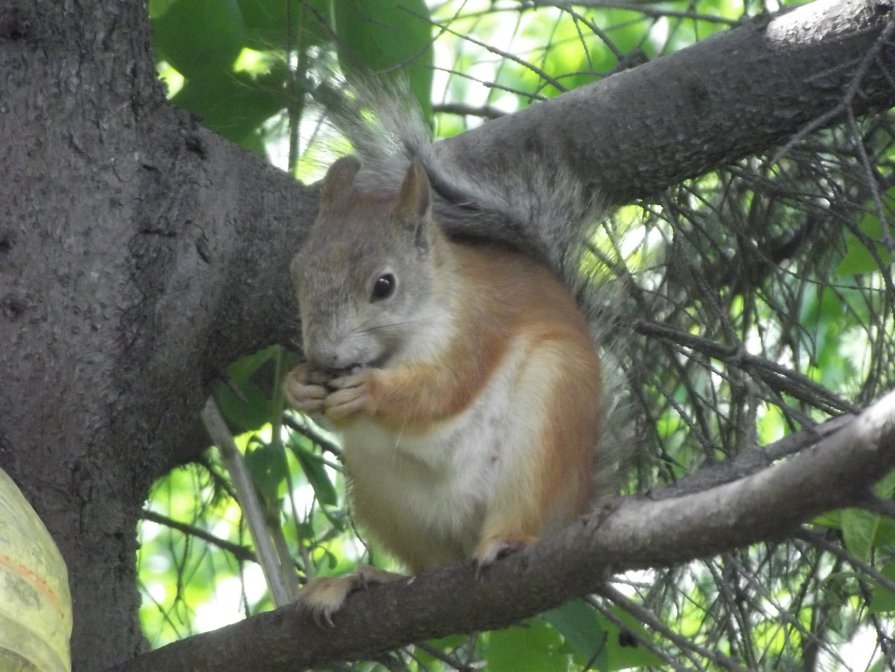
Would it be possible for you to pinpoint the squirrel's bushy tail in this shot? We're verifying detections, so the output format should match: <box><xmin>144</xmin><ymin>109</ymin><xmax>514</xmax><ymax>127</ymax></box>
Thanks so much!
<box><xmin>330</xmin><ymin>83</ymin><xmax>603</xmax><ymax>277</ymax></box>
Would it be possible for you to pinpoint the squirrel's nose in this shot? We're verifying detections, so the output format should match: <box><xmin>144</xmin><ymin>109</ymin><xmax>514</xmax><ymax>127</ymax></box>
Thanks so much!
<box><xmin>304</xmin><ymin>335</ymin><xmax>355</xmax><ymax>372</ymax></box>
<box><xmin>305</xmin><ymin>347</ymin><xmax>338</xmax><ymax>371</ymax></box>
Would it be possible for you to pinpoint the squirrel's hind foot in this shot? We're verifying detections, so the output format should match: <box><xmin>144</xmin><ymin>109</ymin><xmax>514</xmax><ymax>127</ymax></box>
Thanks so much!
<box><xmin>297</xmin><ymin>565</ymin><xmax>405</xmax><ymax>626</ymax></box>
<box><xmin>473</xmin><ymin>534</ymin><xmax>537</xmax><ymax>571</ymax></box>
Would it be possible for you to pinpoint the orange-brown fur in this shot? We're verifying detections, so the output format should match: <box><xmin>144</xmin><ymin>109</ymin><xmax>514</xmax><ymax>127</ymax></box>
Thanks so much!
<box><xmin>342</xmin><ymin>239</ymin><xmax>601</xmax><ymax>569</ymax></box>
<box><xmin>285</xmin><ymin>157</ymin><xmax>602</xmax><ymax>617</ymax></box>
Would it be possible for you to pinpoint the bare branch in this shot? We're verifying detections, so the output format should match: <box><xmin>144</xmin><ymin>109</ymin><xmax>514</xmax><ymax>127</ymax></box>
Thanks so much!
<box><xmin>201</xmin><ymin>398</ymin><xmax>298</xmax><ymax>606</ymax></box>
<box><xmin>140</xmin><ymin>509</ymin><xmax>258</xmax><ymax>565</ymax></box>
<box><xmin>596</xmin><ymin>587</ymin><xmax>748</xmax><ymax>671</ymax></box>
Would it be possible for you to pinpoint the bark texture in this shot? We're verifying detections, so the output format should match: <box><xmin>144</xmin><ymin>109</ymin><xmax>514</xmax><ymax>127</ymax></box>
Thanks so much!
<box><xmin>0</xmin><ymin>2</ymin><xmax>311</xmax><ymax>667</ymax></box>
<box><xmin>0</xmin><ymin>0</ymin><xmax>892</xmax><ymax>670</ymax></box>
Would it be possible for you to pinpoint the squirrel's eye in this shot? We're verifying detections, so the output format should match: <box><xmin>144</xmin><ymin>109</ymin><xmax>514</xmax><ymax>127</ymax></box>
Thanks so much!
<box><xmin>371</xmin><ymin>273</ymin><xmax>395</xmax><ymax>302</ymax></box>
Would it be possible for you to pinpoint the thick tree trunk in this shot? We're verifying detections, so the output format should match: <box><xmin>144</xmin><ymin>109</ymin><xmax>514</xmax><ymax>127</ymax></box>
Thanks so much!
<box><xmin>0</xmin><ymin>2</ymin><xmax>311</xmax><ymax>668</ymax></box>
<box><xmin>0</xmin><ymin>0</ymin><xmax>892</xmax><ymax>670</ymax></box>
<box><xmin>1</xmin><ymin>3</ymin><xmax>162</xmax><ymax>666</ymax></box>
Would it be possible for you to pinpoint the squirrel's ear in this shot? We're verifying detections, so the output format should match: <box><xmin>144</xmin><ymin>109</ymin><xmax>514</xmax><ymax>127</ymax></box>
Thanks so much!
<box><xmin>394</xmin><ymin>160</ymin><xmax>431</xmax><ymax>223</ymax></box>
<box><xmin>319</xmin><ymin>156</ymin><xmax>361</xmax><ymax>211</ymax></box>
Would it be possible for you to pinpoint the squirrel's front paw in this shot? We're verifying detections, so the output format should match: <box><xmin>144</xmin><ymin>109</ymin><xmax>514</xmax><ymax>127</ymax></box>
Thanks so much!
<box><xmin>324</xmin><ymin>369</ymin><xmax>373</xmax><ymax>420</ymax></box>
<box><xmin>283</xmin><ymin>362</ymin><xmax>329</xmax><ymax>415</ymax></box>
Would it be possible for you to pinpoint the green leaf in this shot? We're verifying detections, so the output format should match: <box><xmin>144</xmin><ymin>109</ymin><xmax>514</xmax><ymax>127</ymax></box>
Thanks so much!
<box><xmin>288</xmin><ymin>436</ymin><xmax>338</xmax><ymax>506</ymax></box>
<box><xmin>171</xmin><ymin>68</ymin><xmax>286</xmax><ymax>148</ymax></box>
<box><xmin>545</xmin><ymin>600</ymin><xmax>608</xmax><ymax>669</ymax></box>
<box><xmin>333</xmin><ymin>0</ymin><xmax>434</xmax><ymax>122</ymax></box>
<box><xmin>214</xmin><ymin>378</ymin><xmax>270</xmax><ymax>433</ymax></box>
<box><xmin>152</xmin><ymin>0</ymin><xmax>246</xmax><ymax>78</ymax></box>
<box><xmin>547</xmin><ymin>603</ymin><xmax>662</xmax><ymax>670</ymax></box>
<box><xmin>812</xmin><ymin>511</ymin><xmax>842</xmax><ymax>529</ymax></box>
<box><xmin>148</xmin><ymin>0</ymin><xmax>178</xmax><ymax>19</ymax></box>
<box><xmin>841</xmin><ymin>508</ymin><xmax>881</xmax><ymax>562</ymax></box>
<box><xmin>238</xmin><ymin>0</ymin><xmax>332</xmax><ymax>50</ymax></box>
<box><xmin>486</xmin><ymin>622</ymin><xmax>569</xmax><ymax>672</ymax></box>
<box><xmin>414</xmin><ymin>635</ymin><xmax>469</xmax><ymax>668</ymax></box>
<box><xmin>244</xmin><ymin>439</ymin><xmax>288</xmax><ymax>509</ymax></box>
<box><xmin>876</xmin><ymin>519</ymin><xmax>895</xmax><ymax>552</ymax></box>
<box><xmin>227</xmin><ymin>345</ymin><xmax>279</xmax><ymax>383</ymax></box>
<box><xmin>836</xmin><ymin>190</ymin><xmax>895</xmax><ymax>275</ymax></box>
<box><xmin>870</xmin><ymin>659</ymin><xmax>887</xmax><ymax>672</ymax></box>
<box><xmin>869</xmin><ymin>562</ymin><xmax>895</xmax><ymax>613</ymax></box>
<box><xmin>874</xmin><ymin>468</ymin><xmax>895</xmax><ymax>499</ymax></box>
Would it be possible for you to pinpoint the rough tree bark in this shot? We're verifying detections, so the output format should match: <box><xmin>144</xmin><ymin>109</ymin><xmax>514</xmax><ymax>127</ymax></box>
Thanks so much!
<box><xmin>0</xmin><ymin>0</ymin><xmax>892</xmax><ymax>670</ymax></box>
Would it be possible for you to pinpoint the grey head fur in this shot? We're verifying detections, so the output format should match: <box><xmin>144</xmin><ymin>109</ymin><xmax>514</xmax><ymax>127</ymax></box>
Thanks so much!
<box><xmin>293</xmin><ymin>156</ymin><xmax>450</xmax><ymax>372</ymax></box>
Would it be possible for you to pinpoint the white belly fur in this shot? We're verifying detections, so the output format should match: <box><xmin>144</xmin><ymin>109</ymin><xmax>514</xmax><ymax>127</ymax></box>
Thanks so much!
<box><xmin>339</xmin><ymin>344</ymin><xmax>525</xmax><ymax>564</ymax></box>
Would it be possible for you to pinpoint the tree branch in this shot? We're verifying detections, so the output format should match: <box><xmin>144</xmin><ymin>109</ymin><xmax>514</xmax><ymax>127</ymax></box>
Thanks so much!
<box><xmin>140</xmin><ymin>509</ymin><xmax>256</xmax><ymax>564</ymax></box>
<box><xmin>107</xmin><ymin>388</ymin><xmax>895</xmax><ymax>672</ymax></box>
<box><xmin>438</xmin><ymin>0</ymin><xmax>895</xmax><ymax>207</ymax></box>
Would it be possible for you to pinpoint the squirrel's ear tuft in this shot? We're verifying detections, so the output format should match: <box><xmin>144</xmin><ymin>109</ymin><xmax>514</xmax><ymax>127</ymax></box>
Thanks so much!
<box><xmin>394</xmin><ymin>160</ymin><xmax>431</xmax><ymax>224</ymax></box>
<box><xmin>319</xmin><ymin>156</ymin><xmax>362</xmax><ymax>211</ymax></box>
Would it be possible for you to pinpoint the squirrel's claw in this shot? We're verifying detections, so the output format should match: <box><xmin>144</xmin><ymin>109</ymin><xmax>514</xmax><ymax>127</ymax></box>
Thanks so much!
<box><xmin>296</xmin><ymin>576</ymin><xmax>357</xmax><ymax>627</ymax></box>
<box><xmin>473</xmin><ymin>534</ymin><xmax>536</xmax><ymax>574</ymax></box>
<box><xmin>296</xmin><ymin>566</ymin><xmax>405</xmax><ymax>627</ymax></box>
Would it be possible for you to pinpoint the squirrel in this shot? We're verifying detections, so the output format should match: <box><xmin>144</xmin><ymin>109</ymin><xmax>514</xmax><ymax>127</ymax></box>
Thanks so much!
<box><xmin>283</xmin><ymin>110</ymin><xmax>606</xmax><ymax>622</ymax></box>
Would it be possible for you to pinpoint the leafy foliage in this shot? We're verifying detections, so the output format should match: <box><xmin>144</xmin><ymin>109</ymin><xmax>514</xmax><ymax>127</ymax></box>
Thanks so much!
<box><xmin>141</xmin><ymin>1</ymin><xmax>895</xmax><ymax>669</ymax></box>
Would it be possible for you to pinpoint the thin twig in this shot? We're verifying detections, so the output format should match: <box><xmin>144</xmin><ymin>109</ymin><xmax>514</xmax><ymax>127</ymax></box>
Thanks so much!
<box><xmin>598</xmin><ymin>585</ymin><xmax>749</xmax><ymax>672</ymax></box>
<box><xmin>202</xmin><ymin>398</ymin><xmax>298</xmax><ymax>606</ymax></box>
<box><xmin>141</xmin><ymin>508</ymin><xmax>259</xmax><ymax>565</ymax></box>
